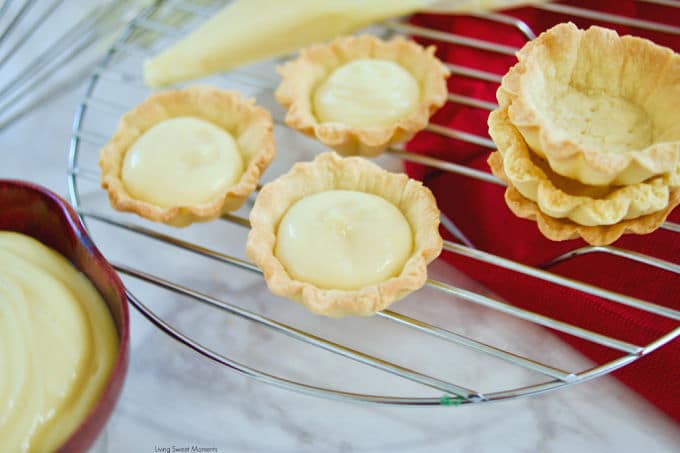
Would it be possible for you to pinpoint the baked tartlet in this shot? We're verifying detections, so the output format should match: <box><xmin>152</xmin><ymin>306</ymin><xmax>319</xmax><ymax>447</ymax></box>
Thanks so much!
<box><xmin>275</xmin><ymin>35</ymin><xmax>450</xmax><ymax>157</ymax></box>
<box><xmin>489</xmin><ymin>152</ymin><xmax>680</xmax><ymax>245</ymax></box>
<box><xmin>246</xmin><ymin>152</ymin><xmax>443</xmax><ymax>317</ymax></box>
<box><xmin>488</xmin><ymin>108</ymin><xmax>680</xmax><ymax>227</ymax></box>
<box><xmin>499</xmin><ymin>22</ymin><xmax>680</xmax><ymax>186</ymax></box>
<box><xmin>100</xmin><ymin>87</ymin><xmax>275</xmax><ymax>226</ymax></box>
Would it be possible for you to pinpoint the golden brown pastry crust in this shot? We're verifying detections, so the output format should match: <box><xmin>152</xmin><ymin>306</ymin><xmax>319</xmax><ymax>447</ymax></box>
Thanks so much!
<box><xmin>488</xmin><ymin>108</ymin><xmax>679</xmax><ymax>227</ymax></box>
<box><xmin>275</xmin><ymin>35</ymin><xmax>449</xmax><ymax>157</ymax></box>
<box><xmin>99</xmin><ymin>86</ymin><xmax>275</xmax><ymax>227</ymax></box>
<box><xmin>246</xmin><ymin>152</ymin><xmax>443</xmax><ymax>317</ymax></box>
<box><xmin>499</xmin><ymin>22</ymin><xmax>680</xmax><ymax>186</ymax></box>
<box><xmin>488</xmin><ymin>152</ymin><xmax>680</xmax><ymax>245</ymax></box>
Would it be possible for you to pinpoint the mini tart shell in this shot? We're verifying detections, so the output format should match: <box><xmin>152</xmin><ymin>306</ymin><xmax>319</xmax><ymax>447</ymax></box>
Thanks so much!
<box><xmin>246</xmin><ymin>152</ymin><xmax>443</xmax><ymax>317</ymax></box>
<box><xmin>488</xmin><ymin>108</ymin><xmax>680</xmax><ymax>227</ymax></box>
<box><xmin>99</xmin><ymin>87</ymin><xmax>275</xmax><ymax>227</ymax></box>
<box><xmin>275</xmin><ymin>35</ymin><xmax>450</xmax><ymax>157</ymax></box>
<box><xmin>488</xmin><ymin>152</ymin><xmax>680</xmax><ymax>245</ymax></box>
<box><xmin>499</xmin><ymin>22</ymin><xmax>680</xmax><ymax>186</ymax></box>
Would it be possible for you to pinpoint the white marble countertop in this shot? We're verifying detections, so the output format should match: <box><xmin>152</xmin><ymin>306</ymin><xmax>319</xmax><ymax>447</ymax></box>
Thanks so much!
<box><xmin>2</xmin><ymin>1</ymin><xmax>679</xmax><ymax>452</ymax></box>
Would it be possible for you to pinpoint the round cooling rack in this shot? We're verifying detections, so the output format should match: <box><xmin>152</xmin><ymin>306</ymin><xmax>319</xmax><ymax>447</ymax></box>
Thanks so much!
<box><xmin>67</xmin><ymin>0</ymin><xmax>680</xmax><ymax>407</ymax></box>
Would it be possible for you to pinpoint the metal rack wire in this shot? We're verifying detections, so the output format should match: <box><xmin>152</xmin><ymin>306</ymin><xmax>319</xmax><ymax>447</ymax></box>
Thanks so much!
<box><xmin>67</xmin><ymin>0</ymin><xmax>679</xmax><ymax>406</ymax></box>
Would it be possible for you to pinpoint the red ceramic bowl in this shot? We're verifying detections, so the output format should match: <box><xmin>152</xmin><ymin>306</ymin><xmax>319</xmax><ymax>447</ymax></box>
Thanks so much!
<box><xmin>0</xmin><ymin>179</ymin><xmax>129</xmax><ymax>452</ymax></box>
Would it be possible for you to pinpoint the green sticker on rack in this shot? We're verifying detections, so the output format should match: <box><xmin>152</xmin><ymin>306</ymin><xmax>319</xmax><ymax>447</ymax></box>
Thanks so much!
<box><xmin>439</xmin><ymin>395</ymin><xmax>463</xmax><ymax>406</ymax></box>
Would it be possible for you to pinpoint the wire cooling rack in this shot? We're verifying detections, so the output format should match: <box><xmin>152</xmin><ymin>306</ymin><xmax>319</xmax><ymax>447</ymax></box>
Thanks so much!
<box><xmin>67</xmin><ymin>0</ymin><xmax>680</xmax><ymax>406</ymax></box>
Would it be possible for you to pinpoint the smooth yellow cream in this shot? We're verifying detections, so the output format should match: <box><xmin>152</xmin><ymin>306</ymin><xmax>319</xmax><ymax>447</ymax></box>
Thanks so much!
<box><xmin>313</xmin><ymin>59</ymin><xmax>420</xmax><ymax>128</ymax></box>
<box><xmin>0</xmin><ymin>232</ymin><xmax>118</xmax><ymax>452</ymax></box>
<box><xmin>275</xmin><ymin>190</ymin><xmax>413</xmax><ymax>290</ymax></box>
<box><xmin>122</xmin><ymin>116</ymin><xmax>244</xmax><ymax>208</ymax></box>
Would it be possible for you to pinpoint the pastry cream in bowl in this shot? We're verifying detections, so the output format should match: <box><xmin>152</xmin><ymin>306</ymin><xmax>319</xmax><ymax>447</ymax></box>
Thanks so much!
<box><xmin>0</xmin><ymin>232</ymin><xmax>118</xmax><ymax>452</ymax></box>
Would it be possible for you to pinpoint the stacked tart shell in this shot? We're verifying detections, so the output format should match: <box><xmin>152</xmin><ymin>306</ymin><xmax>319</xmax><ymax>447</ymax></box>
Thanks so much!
<box><xmin>488</xmin><ymin>23</ymin><xmax>680</xmax><ymax>245</ymax></box>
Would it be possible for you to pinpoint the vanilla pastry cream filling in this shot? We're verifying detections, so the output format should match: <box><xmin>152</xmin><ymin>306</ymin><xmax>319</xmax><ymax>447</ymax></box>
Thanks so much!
<box><xmin>121</xmin><ymin>116</ymin><xmax>244</xmax><ymax>207</ymax></box>
<box><xmin>0</xmin><ymin>232</ymin><xmax>118</xmax><ymax>453</ymax></box>
<box><xmin>536</xmin><ymin>85</ymin><xmax>653</xmax><ymax>154</ymax></box>
<box><xmin>275</xmin><ymin>190</ymin><xmax>413</xmax><ymax>290</ymax></box>
<box><xmin>313</xmin><ymin>59</ymin><xmax>420</xmax><ymax>128</ymax></box>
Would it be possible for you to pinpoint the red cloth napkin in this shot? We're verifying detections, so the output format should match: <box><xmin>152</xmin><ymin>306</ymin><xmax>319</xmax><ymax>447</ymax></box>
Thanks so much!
<box><xmin>404</xmin><ymin>0</ymin><xmax>680</xmax><ymax>421</ymax></box>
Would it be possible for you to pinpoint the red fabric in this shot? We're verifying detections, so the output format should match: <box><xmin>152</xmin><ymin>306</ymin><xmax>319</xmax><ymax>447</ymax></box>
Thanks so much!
<box><xmin>404</xmin><ymin>0</ymin><xmax>680</xmax><ymax>421</ymax></box>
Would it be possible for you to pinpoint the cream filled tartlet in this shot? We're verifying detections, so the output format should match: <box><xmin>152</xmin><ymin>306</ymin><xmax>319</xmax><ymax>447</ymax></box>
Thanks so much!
<box><xmin>275</xmin><ymin>35</ymin><xmax>449</xmax><ymax>157</ymax></box>
<box><xmin>100</xmin><ymin>86</ymin><xmax>275</xmax><ymax>226</ymax></box>
<box><xmin>246</xmin><ymin>152</ymin><xmax>443</xmax><ymax>317</ymax></box>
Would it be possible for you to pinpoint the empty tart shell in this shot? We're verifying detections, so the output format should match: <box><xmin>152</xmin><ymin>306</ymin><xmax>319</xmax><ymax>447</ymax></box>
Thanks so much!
<box><xmin>100</xmin><ymin>87</ymin><xmax>275</xmax><ymax>227</ymax></box>
<box><xmin>488</xmin><ymin>107</ymin><xmax>680</xmax><ymax>228</ymax></box>
<box><xmin>246</xmin><ymin>152</ymin><xmax>443</xmax><ymax>317</ymax></box>
<box><xmin>499</xmin><ymin>22</ymin><xmax>680</xmax><ymax>186</ymax></box>
<box><xmin>488</xmin><ymin>152</ymin><xmax>680</xmax><ymax>245</ymax></box>
<box><xmin>275</xmin><ymin>35</ymin><xmax>450</xmax><ymax>157</ymax></box>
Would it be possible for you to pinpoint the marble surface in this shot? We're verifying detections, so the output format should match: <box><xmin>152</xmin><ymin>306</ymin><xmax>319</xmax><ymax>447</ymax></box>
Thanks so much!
<box><xmin>1</xmin><ymin>1</ymin><xmax>679</xmax><ymax>452</ymax></box>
